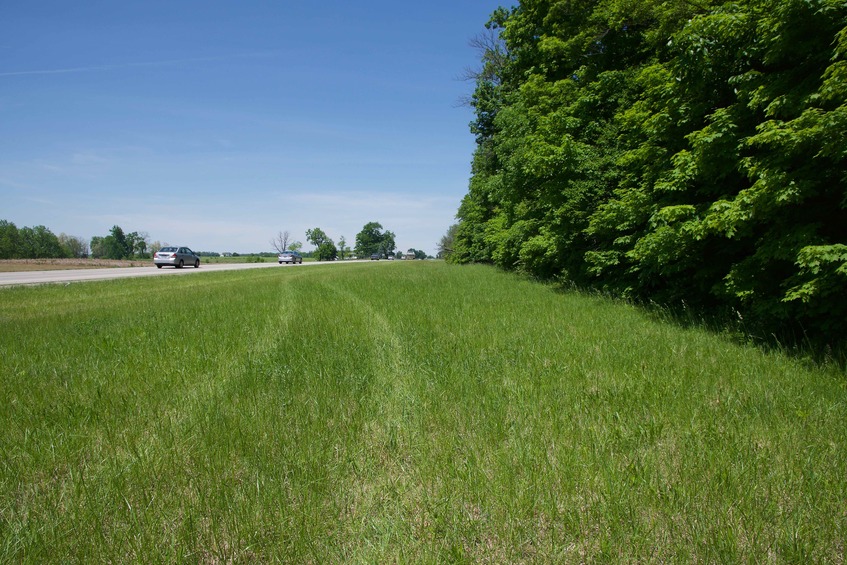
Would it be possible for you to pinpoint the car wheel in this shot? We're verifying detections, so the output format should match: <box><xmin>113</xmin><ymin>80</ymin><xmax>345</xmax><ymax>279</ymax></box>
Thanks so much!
<box><xmin>156</xmin><ymin>264</ymin><xmax>162</xmax><ymax>269</ymax></box>
<box><xmin>178</xmin><ymin>259</ymin><xmax>184</xmax><ymax>268</ymax></box>
<box><xmin>194</xmin><ymin>259</ymin><xmax>200</xmax><ymax>268</ymax></box>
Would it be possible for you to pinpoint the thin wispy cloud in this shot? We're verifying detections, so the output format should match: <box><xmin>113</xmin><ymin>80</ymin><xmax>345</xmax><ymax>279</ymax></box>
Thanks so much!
<box><xmin>3</xmin><ymin>0</ymin><xmax>497</xmax><ymax>254</ymax></box>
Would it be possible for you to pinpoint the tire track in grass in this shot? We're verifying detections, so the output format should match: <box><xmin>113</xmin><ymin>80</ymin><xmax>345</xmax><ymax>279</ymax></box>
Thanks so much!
<box><xmin>310</xmin><ymin>276</ymin><xmax>433</xmax><ymax>560</ymax></box>
<box><xmin>179</xmin><ymin>267</ymin><xmax>396</xmax><ymax>561</ymax></box>
<box><xmin>0</xmin><ymin>269</ymin><xmax>316</xmax><ymax>561</ymax></box>
<box><xmin>89</xmin><ymin>270</ymin><xmax>309</xmax><ymax>560</ymax></box>
<box><xmin>315</xmin><ymin>263</ymin><xmax>522</xmax><ymax>561</ymax></box>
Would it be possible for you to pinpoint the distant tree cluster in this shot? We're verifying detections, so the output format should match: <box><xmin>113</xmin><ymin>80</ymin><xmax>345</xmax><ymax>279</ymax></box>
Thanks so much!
<box><xmin>453</xmin><ymin>0</ymin><xmax>847</xmax><ymax>346</ymax></box>
<box><xmin>0</xmin><ymin>220</ymin><xmax>156</xmax><ymax>261</ymax></box>
<box><xmin>354</xmin><ymin>222</ymin><xmax>396</xmax><ymax>258</ymax></box>
<box><xmin>306</xmin><ymin>227</ymin><xmax>338</xmax><ymax>261</ymax></box>
<box><xmin>278</xmin><ymin>223</ymin><xmax>415</xmax><ymax>261</ymax></box>
<box><xmin>90</xmin><ymin>226</ymin><xmax>150</xmax><ymax>260</ymax></box>
<box><xmin>2</xmin><ymin>216</ymin><xmax>427</xmax><ymax>266</ymax></box>
<box><xmin>0</xmin><ymin>219</ymin><xmax>88</xmax><ymax>259</ymax></box>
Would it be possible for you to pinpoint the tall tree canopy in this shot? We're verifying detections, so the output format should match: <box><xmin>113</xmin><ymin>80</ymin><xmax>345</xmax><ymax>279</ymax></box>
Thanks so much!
<box><xmin>306</xmin><ymin>227</ymin><xmax>337</xmax><ymax>261</ymax></box>
<box><xmin>454</xmin><ymin>0</ymin><xmax>847</xmax><ymax>345</ymax></box>
<box><xmin>0</xmin><ymin>220</ymin><xmax>80</xmax><ymax>259</ymax></box>
<box><xmin>355</xmin><ymin>222</ymin><xmax>397</xmax><ymax>258</ymax></box>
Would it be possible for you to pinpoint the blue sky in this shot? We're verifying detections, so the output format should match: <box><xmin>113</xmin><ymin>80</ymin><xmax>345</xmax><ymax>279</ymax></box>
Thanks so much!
<box><xmin>1</xmin><ymin>1</ymin><xmax>507</xmax><ymax>255</ymax></box>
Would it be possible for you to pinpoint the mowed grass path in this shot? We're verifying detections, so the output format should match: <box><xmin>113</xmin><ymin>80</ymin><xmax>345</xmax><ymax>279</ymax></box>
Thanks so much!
<box><xmin>1</xmin><ymin>262</ymin><xmax>845</xmax><ymax>562</ymax></box>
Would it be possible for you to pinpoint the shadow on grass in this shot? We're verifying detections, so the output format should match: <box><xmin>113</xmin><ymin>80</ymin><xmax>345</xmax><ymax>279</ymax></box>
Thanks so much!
<box><xmin>543</xmin><ymin>277</ymin><xmax>847</xmax><ymax>373</ymax></box>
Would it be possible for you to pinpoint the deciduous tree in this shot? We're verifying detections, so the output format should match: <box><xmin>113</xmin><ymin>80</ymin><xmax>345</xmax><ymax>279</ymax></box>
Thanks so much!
<box><xmin>59</xmin><ymin>233</ymin><xmax>89</xmax><ymax>258</ymax></box>
<box><xmin>0</xmin><ymin>220</ymin><xmax>21</xmax><ymax>259</ymax></box>
<box><xmin>438</xmin><ymin>223</ymin><xmax>459</xmax><ymax>259</ymax></box>
<box><xmin>456</xmin><ymin>0</ymin><xmax>847</xmax><ymax>346</ymax></box>
<box><xmin>354</xmin><ymin>222</ymin><xmax>384</xmax><ymax>257</ymax></box>
<box><xmin>338</xmin><ymin>236</ymin><xmax>349</xmax><ymax>260</ymax></box>
<box><xmin>18</xmin><ymin>225</ymin><xmax>65</xmax><ymax>258</ymax></box>
<box><xmin>355</xmin><ymin>222</ymin><xmax>396</xmax><ymax>258</ymax></box>
<box><xmin>270</xmin><ymin>230</ymin><xmax>291</xmax><ymax>253</ymax></box>
<box><xmin>306</xmin><ymin>227</ymin><xmax>336</xmax><ymax>261</ymax></box>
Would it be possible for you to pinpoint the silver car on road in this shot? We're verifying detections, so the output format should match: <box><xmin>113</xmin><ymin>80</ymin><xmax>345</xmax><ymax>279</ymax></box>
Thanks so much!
<box><xmin>154</xmin><ymin>246</ymin><xmax>201</xmax><ymax>268</ymax></box>
<box><xmin>278</xmin><ymin>250</ymin><xmax>303</xmax><ymax>264</ymax></box>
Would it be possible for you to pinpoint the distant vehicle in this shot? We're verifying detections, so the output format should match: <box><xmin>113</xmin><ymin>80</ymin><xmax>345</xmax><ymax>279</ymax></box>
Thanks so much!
<box><xmin>370</xmin><ymin>254</ymin><xmax>380</xmax><ymax>260</ymax></box>
<box><xmin>153</xmin><ymin>246</ymin><xmax>200</xmax><ymax>269</ymax></box>
<box><xmin>278</xmin><ymin>250</ymin><xmax>303</xmax><ymax>264</ymax></box>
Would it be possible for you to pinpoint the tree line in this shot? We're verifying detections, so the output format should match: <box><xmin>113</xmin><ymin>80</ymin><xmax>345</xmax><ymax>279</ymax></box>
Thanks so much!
<box><xmin>450</xmin><ymin>0</ymin><xmax>847</xmax><ymax>347</ymax></box>
<box><xmin>0</xmin><ymin>221</ymin><xmax>161</xmax><ymax>260</ymax></box>
<box><xmin>295</xmin><ymin>222</ymin><xmax>398</xmax><ymax>261</ymax></box>
<box><xmin>0</xmin><ymin>220</ymin><xmax>89</xmax><ymax>259</ymax></box>
<box><xmin>0</xmin><ymin>219</ymin><xmax>422</xmax><ymax>262</ymax></box>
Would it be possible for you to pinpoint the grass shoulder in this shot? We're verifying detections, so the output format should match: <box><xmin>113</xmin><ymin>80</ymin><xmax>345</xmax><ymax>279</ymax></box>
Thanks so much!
<box><xmin>1</xmin><ymin>261</ymin><xmax>844</xmax><ymax>562</ymax></box>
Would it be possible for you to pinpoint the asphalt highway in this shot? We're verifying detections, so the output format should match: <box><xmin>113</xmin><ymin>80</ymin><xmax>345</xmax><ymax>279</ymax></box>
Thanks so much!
<box><xmin>0</xmin><ymin>260</ymin><xmax>368</xmax><ymax>287</ymax></box>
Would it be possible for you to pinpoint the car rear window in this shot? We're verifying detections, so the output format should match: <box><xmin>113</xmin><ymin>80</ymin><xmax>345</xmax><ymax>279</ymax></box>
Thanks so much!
<box><xmin>161</xmin><ymin>247</ymin><xmax>177</xmax><ymax>252</ymax></box>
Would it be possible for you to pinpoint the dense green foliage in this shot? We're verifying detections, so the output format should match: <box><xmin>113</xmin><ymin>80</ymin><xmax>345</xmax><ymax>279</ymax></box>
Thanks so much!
<box><xmin>90</xmin><ymin>225</ymin><xmax>150</xmax><ymax>260</ymax></box>
<box><xmin>454</xmin><ymin>0</ymin><xmax>847</xmax><ymax>346</ymax></box>
<box><xmin>305</xmin><ymin>227</ymin><xmax>338</xmax><ymax>261</ymax></box>
<box><xmin>437</xmin><ymin>223</ymin><xmax>459</xmax><ymax>259</ymax></box>
<box><xmin>0</xmin><ymin>220</ymin><xmax>154</xmax><ymax>260</ymax></box>
<box><xmin>1</xmin><ymin>262</ymin><xmax>845</xmax><ymax>561</ymax></box>
<box><xmin>0</xmin><ymin>219</ymin><xmax>87</xmax><ymax>259</ymax></box>
<box><xmin>354</xmin><ymin>221</ymin><xmax>397</xmax><ymax>258</ymax></box>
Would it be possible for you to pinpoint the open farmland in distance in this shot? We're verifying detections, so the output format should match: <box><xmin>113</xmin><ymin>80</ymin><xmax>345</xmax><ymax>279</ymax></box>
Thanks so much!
<box><xmin>1</xmin><ymin>261</ymin><xmax>845</xmax><ymax>562</ymax></box>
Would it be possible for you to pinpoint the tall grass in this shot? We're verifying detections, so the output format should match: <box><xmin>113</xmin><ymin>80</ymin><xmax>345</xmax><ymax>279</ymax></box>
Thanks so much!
<box><xmin>1</xmin><ymin>262</ymin><xmax>844</xmax><ymax>562</ymax></box>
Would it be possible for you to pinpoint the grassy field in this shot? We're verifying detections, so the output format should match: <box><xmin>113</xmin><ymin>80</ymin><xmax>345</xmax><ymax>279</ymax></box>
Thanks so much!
<box><xmin>1</xmin><ymin>261</ymin><xmax>844</xmax><ymax>562</ymax></box>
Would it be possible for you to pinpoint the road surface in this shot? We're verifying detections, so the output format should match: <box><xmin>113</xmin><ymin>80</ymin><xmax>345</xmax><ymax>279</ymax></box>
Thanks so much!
<box><xmin>0</xmin><ymin>261</ymin><xmax>369</xmax><ymax>287</ymax></box>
